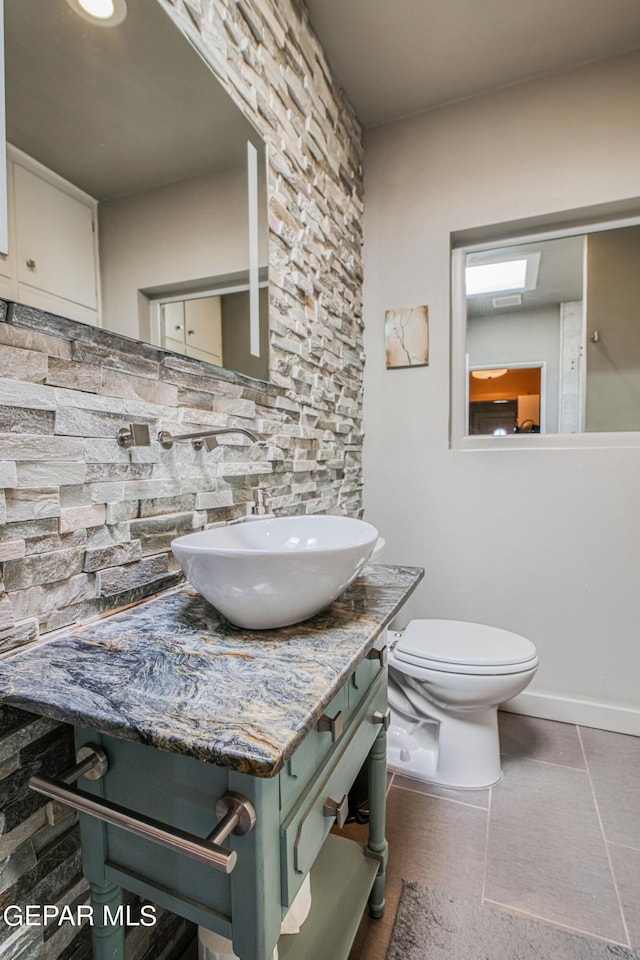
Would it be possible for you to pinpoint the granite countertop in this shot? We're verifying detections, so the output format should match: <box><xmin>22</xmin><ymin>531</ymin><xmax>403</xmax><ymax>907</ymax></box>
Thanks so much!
<box><xmin>0</xmin><ymin>564</ymin><xmax>423</xmax><ymax>777</ymax></box>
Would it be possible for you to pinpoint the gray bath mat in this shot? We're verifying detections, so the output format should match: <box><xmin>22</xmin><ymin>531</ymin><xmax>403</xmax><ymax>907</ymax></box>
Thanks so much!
<box><xmin>386</xmin><ymin>882</ymin><xmax>639</xmax><ymax>959</ymax></box>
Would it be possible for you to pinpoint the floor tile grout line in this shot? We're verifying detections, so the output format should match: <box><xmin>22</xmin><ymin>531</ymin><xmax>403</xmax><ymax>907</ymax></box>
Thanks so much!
<box><xmin>480</xmin><ymin>783</ymin><xmax>492</xmax><ymax>905</ymax></box>
<box><xmin>608</xmin><ymin>839</ymin><xmax>640</xmax><ymax>854</ymax></box>
<box><xmin>386</xmin><ymin>773</ymin><xmax>394</xmax><ymax>796</ymax></box>
<box><xmin>390</xmin><ymin>780</ymin><xmax>489</xmax><ymax>811</ymax></box>
<box><xmin>483</xmin><ymin>896</ymin><xmax>631</xmax><ymax>948</ymax></box>
<box><xmin>576</xmin><ymin>725</ymin><xmax>631</xmax><ymax>948</ymax></box>
<box><xmin>502</xmin><ymin>753</ymin><xmax>586</xmax><ymax>773</ymax></box>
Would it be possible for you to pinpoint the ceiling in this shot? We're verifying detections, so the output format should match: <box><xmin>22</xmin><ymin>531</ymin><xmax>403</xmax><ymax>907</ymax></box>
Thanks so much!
<box><xmin>5</xmin><ymin>0</ymin><xmax>259</xmax><ymax>200</ymax></box>
<box><xmin>8</xmin><ymin>0</ymin><xmax>640</xmax><ymax>196</ymax></box>
<box><xmin>304</xmin><ymin>0</ymin><xmax>640</xmax><ymax>128</ymax></box>
<box><xmin>465</xmin><ymin>236</ymin><xmax>584</xmax><ymax>318</ymax></box>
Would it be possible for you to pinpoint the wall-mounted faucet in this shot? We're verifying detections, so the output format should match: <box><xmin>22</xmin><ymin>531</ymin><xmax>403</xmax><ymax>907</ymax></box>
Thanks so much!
<box><xmin>116</xmin><ymin>423</ymin><xmax>151</xmax><ymax>448</ymax></box>
<box><xmin>157</xmin><ymin>427</ymin><xmax>266</xmax><ymax>451</ymax></box>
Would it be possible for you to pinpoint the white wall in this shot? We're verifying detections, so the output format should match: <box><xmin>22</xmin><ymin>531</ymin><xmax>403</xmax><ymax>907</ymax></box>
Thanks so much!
<box><xmin>99</xmin><ymin>164</ymin><xmax>254</xmax><ymax>338</ymax></box>
<box><xmin>363</xmin><ymin>52</ymin><xmax>640</xmax><ymax>733</ymax></box>
<box><xmin>585</xmin><ymin>226</ymin><xmax>640</xmax><ymax>432</ymax></box>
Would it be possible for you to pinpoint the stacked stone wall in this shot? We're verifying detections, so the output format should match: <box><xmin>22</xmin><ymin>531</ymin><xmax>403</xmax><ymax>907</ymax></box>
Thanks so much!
<box><xmin>0</xmin><ymin>0</ymin><xmax>364</xmax><ymax>956</ymax></box>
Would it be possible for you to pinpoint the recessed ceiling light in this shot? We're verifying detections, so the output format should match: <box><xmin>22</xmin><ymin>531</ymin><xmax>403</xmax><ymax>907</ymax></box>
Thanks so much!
<box><xmin>66</xmin><ymin>0</ymin><xmax>127</xmax><ymax>26</ymax></box>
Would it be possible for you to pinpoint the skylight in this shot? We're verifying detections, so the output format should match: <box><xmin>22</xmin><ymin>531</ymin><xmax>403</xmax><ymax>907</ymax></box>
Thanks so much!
<box><xmin>465</xmin><ymin>259</ymin><xmax>528</xmax><ymax>296</ymax></box>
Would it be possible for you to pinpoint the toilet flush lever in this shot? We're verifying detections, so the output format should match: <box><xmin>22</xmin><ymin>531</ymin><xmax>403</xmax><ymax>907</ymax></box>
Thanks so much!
<box><xmin>372</xmin><ymin>709</ymin><xmax>391</xmax><ymax>731</ymax></box>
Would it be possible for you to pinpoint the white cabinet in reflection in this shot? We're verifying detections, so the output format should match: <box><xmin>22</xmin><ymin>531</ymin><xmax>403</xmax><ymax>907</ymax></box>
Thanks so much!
<box><xmin>161</xmin><ymin>296</ymin><xmax>223</xmax><ymax>367</ymax></box>
<box><xmin>1</xmin><ymin>146</ymin><xmax>99</xmax><ymax>325</ymax></box>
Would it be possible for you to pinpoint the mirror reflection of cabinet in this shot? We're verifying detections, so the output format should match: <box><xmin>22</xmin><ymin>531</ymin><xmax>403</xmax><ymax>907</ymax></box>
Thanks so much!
<box><xmin>0</xmin><ymin>0</ymin><xmax>270</xmax><ymax>380</ymax></box>
<box><xmin>161</xmin><ymin>297</ymin><xmax>223</xmax><ymax>367</ymax></box>
<box><xmin>156</xmin><ymin>286</ymin><xmax>270</xmax><ymax>380</ymax></box>
<box><xmin>0</xmin><ymin>146</ymin><xmax>99</xmax><ymax>325</ymax></box>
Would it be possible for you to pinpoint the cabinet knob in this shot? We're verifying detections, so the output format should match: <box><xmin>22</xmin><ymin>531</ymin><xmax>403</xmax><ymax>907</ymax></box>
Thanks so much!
<box><xmin>372</xmin><ymin>709</ymin><xmax>391</xmax><ymax>731</ymax></box>
<box><xmin>317</xmin><ymin>711</ymin><xmax>344</xmax><ymax>742</ymax></box>
<box><xmin>187</xmin><ymin>329</ymin><xmax>195</xmax><ymax>336</ymax></box>
<box><xmin>26</xmin><ymin>258</ymin><xmax>36</xmax><ymax>270</ymax></box>
<box><xmin>174</xmin><ymin>325</ymin><xmax>183</xmax><ymax>331</ymax></box>
<box><xmin>367</xmin><ymin>646</ymin><xmax>388</xmax><ymax>666</ymax></box>
<box><xmin>323</xmin><ymin>794</ymin><xmax>349</xmax><ymax>829</ymax></box>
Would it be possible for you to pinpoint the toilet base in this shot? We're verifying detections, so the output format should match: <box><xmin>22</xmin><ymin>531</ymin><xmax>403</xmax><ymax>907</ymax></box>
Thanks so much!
<box><xmin>387</xmin><ymin>705</ymin><xmax>503</xmax><ymax>789</ymax></box>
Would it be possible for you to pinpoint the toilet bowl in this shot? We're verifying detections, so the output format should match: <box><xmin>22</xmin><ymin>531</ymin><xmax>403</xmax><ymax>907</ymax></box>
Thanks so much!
<box><xmin>387</xmin><ymin>619</ymin><xmax>538</xmax><ymax>788</ymax></box>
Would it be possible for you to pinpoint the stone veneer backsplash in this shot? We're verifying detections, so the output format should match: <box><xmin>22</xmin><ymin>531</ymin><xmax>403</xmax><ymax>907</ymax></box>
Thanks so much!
<box><xmin>0</xmin><ymin>0</ymin><xmax>364</xmax><ymax>956</ymax></box>
<box><xmin>0</xmin><ymin>297</ymin><xmax>362</xmax><ymax>652</ymax></box>
<box><xmin>0</xmin><ymin>0</ymin><xmax>365</xmax><ymax>656</ymax></box>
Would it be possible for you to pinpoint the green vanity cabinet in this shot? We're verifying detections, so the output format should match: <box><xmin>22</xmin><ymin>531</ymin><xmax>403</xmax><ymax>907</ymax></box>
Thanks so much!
<box><xmin>0</xmin><ymin>566</ymin><xmax>424</xmax><ymax>960</ymax></box>
<box><xmin>74</xmin><ymin>658</ymin><xmax>388</xmax><ymax>960</ymax></box>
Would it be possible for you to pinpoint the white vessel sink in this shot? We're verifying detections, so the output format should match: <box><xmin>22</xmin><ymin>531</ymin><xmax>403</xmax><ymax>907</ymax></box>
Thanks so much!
<box><xmin>171</xmin><ymin>515</ymin><xmax>379</xmax><ymax>630</ymax></box>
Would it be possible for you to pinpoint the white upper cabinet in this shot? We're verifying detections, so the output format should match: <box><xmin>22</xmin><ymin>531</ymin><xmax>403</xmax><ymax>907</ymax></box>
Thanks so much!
<box><xmin>14</xmin><ymin>156</ymin><xmax>98</xmax><ymax>314</ymax></box>
<box><xmin>1</xmin><ymin>147</ymin><xmax>100</xmax><ymax>325</ymax></box>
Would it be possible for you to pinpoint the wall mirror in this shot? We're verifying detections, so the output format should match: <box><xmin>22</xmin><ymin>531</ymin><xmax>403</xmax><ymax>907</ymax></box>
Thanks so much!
<box><xmin>1</xmin><ymin>0</ymin><xmax>270</xmax><ymax>381</ymax></box>
<box><xmin>452</xmin><ymin>219</ymin><xmax>640</xmax><ymax>443</ymax></box>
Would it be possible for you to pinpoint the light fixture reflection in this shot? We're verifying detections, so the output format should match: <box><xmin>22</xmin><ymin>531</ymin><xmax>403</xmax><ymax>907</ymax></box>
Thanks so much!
<box><xmin>471</xmin><ymin>369</ymin><xmax>508</xmax><ymax>380</ymax></box>
<box><xmin>80</xmin><ymin>0</ymin><xmax>115</xmax><ymax>17</ymax></box>
<box><xmin>66</xmin><ymin>0</ymin><xmax>127</xmax><ymax>26</ymax></box>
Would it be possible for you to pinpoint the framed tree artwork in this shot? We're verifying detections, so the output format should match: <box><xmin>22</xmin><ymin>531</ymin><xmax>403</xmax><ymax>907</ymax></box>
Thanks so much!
<box><xmin>385</xmin><ymin>305</ymin><xmax>429</xmax><ymax>368</ymax></box>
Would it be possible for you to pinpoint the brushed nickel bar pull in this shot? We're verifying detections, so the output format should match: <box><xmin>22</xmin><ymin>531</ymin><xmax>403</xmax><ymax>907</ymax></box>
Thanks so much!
<box><xmin>211</xmin><ymin>791</ymin><xmax>257</xmax><ymax>845</ymax></box>
<box><xmin>29</xmin><ymin>753</ymin><xmax>255</xmax><ymax>875</ymax></box>
<box><xmin>59</xmin><ymin>744</ymin><xmax>109</xmax><ymax>784</ymax></box>
<box><xmin>28</xmin><ymin>777</ymin><xmax>239</xmax><ymax>872</ymax></box>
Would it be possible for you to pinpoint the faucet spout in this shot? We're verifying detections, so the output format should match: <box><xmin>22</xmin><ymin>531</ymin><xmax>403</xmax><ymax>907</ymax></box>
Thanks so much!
<box><xmin>158</xmin><ymin>428</ymin><xmax>265</xmax><ymax>451</ymax></box>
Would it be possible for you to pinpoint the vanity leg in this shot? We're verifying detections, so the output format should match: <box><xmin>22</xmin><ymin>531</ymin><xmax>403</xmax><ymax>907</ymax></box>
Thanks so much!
<box><xmin>227</xmin><ymin>773</ymin><xmax>281</xmax><ymax>960</ymax></box>
<box><xmin>366</xmin><ymin>725</ymin><xmax>388</xmax><ymax>919</ymax></box>
<box><xmin>89</xmin><ymin>881</ymin><xmax>125</xmax><ymax>960</ymax></box>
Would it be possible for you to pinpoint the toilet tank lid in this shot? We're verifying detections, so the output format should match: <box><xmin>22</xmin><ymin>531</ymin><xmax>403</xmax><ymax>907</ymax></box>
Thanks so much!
<box><xmin>394</xmin><ymin>619</ymin><xmax>537</xmax><ymax>667</ymax></box>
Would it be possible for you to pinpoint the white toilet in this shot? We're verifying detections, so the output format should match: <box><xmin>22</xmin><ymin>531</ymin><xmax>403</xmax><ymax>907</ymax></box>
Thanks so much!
<box><xmin>387</xmin><ymin>619</ymin><xmax>538</xmax><ymax>788</ymax></box>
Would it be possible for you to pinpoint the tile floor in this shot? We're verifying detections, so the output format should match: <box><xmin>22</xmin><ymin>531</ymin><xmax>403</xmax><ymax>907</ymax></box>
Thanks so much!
<box><xmin>345</xmin><ymin>712</ymin><xmax>640</xmax><ymax>960</ymax></box>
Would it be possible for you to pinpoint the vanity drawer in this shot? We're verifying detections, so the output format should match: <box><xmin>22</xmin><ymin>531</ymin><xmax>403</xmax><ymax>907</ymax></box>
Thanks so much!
<box><xmin>279</xmin><ymin>682</ymin><xmax>349</xmax><ymax>814</ymax></box>
<box><xmin>280</xmin><ymin>674</ymin><xmax>386</xmax><ymax>906</ymax></box>
<box><xmin>349</xmin><ymin>642</ymin><xmax>386</xmax><ymax>711</ymax></box>
<box><xmin>279</xmin><ymin>642</ymin><xmax>387</xmax><ymax>815</ymax></box>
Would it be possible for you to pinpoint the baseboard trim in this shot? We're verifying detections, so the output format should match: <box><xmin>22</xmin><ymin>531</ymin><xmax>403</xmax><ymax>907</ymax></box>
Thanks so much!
<box><xmin>502</xmin><ymin>691</ymin><xmax>640</xmax><ymax>736</ymax></box>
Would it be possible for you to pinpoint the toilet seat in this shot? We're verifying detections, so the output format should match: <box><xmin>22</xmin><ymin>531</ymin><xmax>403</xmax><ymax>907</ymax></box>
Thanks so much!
<box><xmin>391</xmin><ymin>619</ymin><xmax>539</xmax><ymax>676</ymax></box>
